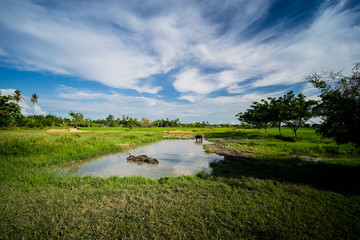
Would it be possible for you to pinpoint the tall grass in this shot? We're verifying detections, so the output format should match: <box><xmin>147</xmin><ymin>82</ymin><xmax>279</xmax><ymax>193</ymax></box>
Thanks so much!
<box><xmin>0</xmin><ymin>130</ymin><xmax>164</xmax><ymax>165</ymax></box>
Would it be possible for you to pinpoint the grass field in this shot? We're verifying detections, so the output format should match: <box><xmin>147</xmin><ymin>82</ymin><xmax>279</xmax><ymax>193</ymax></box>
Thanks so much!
<box><xmin>1</xmin><ymin>127</ymin><xmax>359</xmax><ymax>239</ymax></box>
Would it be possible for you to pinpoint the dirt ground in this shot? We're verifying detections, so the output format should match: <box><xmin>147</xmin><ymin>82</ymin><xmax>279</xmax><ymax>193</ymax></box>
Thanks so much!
<box><xmin>209</xmin><ymin>140</ymin><xmax>254</xmax><ymax>158</ymax></box>
<box><xmin>46</xmin><ymin>128</ymin><xmax>87</xmax><ymax>133</ymax></box>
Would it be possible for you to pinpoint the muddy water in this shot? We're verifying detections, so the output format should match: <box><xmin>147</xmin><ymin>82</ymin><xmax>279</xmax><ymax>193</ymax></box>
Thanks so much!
<box><xmin>65</xmin><ymin>139</ymin><xmax>224</xmax><ymax>178</ymax></box>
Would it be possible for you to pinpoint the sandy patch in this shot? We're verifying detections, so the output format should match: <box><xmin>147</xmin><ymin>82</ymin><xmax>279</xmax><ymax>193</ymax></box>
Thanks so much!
<box><xmin>46</xmin><ymin>128</ymin><xmax>87</xmax><ymax>133</ymax></box>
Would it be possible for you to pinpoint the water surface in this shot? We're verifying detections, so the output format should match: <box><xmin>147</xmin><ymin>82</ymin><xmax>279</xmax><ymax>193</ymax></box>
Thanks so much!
<box><xmin>65</xmin><ymin>139</ymin><xmax>223</xmax><ymax>178</ymax></box>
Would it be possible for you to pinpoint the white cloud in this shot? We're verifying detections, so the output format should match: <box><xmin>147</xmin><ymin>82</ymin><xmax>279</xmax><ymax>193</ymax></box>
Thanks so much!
<box><xmin>173</xmin><ymin>68</ymin><xmax>246</xmax><ymax>96</ymax></box>
<box><xmin>44</xmin><ymin>85</ymin><xmax>288</xmax><ymax>123</ymax></box>
<box><xmin>0</xmin><ymin>88</ymin><xmax>17</xmax><ymax>96</ymax></box>
<box><xmin>173</xmin><ymin>68</ymin><xmax>218</xmax><ymax>95</ymax></box>
<box><xmin>0</xmin><ymin>0</ymin><xmax>359</xmax><ymax>122</ymax></box>
<box><xmin>0</xmin><ymin>0</ymin><xmax>218</xmax><ymax>94</ymax></box>
<box><xmin>178</xmin><ymin>94</ymin><xmax>205</xmax><ymax>103</ymax></box>
<box><xmin>301</xmin><ymin>82</ymin><xmax>321</xmax><ymax>101</ymax></box>
<box><xmin>53</xmin><ymin>85</ymin><xmax>168</xmax><ymax>116</ymax></box>
<box><xmin>185</xmin><ymin>1</ymin><xmax>360</xmax><ymax>92</ymax></box>
<box><xmin>1</xmin><ymin>0</ymin><xmax>359</xmax><ymax>97</ymax></box>
<box><xmin>32</xmin><ymin>104</ymin><xmax>46</xmax><ymax>116</ymax></box>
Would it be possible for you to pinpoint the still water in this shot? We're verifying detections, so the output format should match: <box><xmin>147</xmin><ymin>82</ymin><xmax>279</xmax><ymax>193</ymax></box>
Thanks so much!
<box><xmin>65</xmin><ymin>139</ymin><xmax>224</xmax><ymax>178</ymax></box>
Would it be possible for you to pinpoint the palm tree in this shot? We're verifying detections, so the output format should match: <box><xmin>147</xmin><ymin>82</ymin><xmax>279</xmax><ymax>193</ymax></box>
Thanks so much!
<box><xmin>30</xmin><ymin>93</ymin><xmax>38</xmax><ymax>119</ymax></box>
<box><xmin>14</xmin><ymin>90</ymin><xmax>25</xmax><ymax>103</ymax></box>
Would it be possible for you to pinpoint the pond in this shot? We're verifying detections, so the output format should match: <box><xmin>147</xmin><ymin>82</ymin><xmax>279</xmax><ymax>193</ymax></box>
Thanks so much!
<box><xmin>64</xmin><ymin>139</ymin><xmax>224</xmax><ymax>178</ymax></box>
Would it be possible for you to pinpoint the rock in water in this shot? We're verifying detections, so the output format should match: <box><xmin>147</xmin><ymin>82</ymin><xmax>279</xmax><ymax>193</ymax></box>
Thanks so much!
<box><xmin>137</xmin><ymin>155</ymin><xmax>148</xmax><ymax>161</ymax></box>
<box><xmin>126</xmin><ymin>155</ymin><xmax>159</xmax><ymax>164</ymax></box>
<box><xmin>126</xmin><ymin>155</ymin><xmax>138</xmax><ymax>161</ymax></box>
<box><xmin>145</xmin><ymin>157</ymin><xmax>159</xmax><ymax>164</ymax></box>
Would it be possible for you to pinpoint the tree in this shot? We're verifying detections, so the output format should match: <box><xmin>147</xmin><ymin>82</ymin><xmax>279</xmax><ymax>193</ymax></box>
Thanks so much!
<box><xmin>236</xmin><ymin>99</ymin><xmax>272</xmax><ymax>132</ymax></box>
<box><xmin>106</xmin><ymin>114</ymin><xmax>115</xmax><ymax>127</ymax></box>
<box><xmin>307</xmin><ymin>63</ymin><xmax>360</xmax><ymax>145</ymax></box>
<box><xmin>30</xmin><ymin>93</ymin><xmax>38</xmax><ymax>119</ymax></box>
<box><xmin>236</xmin><ymin>91</ymin><xmax>317</xmax><ymax>136</ymax></box>
<box><xmin>69</xmin><ymin>111</ymin><xmax>84</xmax><ymax>128</ymax></box>
<box><xmin>140</xmin><ymin>117</ymin><xmax>151</xmax><ymax>128</ymax></box>
<box><xmin>267</xmin><ymin>92</ymin><xmax>295</xmax><ymax>134</ymax></box>
<box><xmin>14</xmin><ymin>90</ymin><xmax>25</xmax><ymax>103</ymax></box>
<box><xmin>84</xmin><ymin>118</ymin><xmax>92</xmax><ymax>127</ymax></box>
<box><xmin>283</xmin><ymin>92</ymin><xmax>318</xmax><ymax>137</ymax></box>
<box><xmin>0</xmin><ymin>92</ymin><xmax>22</xmax><ymax>127</ymax></box>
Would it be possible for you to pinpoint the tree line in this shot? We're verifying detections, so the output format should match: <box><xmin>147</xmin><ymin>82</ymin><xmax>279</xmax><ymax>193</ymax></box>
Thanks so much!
<box><xmin>0</xmin><ymin>94</ymin><xmax>215</xmax><ymax>128</ymax></box>
<box><xmin>236</xmin><ymin>63</ymin><xmax>359</xmax><ymax>145</ymax></box>
<box><xmin>236</xmin><ymin>91</ymin><xmax>318</xmax><ymax>137</ymax></box>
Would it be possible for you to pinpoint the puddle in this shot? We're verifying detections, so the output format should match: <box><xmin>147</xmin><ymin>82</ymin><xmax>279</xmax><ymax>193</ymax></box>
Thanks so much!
<box><xmin>292</xmin><ymin>155</ymin><xmax>324</xmax><ymax>162</ymax></box>
<box><xmin>64</xmin><ymin>139</ymin><xmax>224</xmax><ymax>178</ymax></box>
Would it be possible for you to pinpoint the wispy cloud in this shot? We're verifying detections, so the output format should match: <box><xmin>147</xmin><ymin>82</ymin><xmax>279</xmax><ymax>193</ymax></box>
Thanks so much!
<box><xmin>0</xmin><ymin>0</ymin><xmax>359</xmax><ymax>122</ymax></box>
<box><xmin>0</xmin><ymin>0</ymin><xmax>217</xmax><ymax>94</ymax></box>
<box><xmin>181</xmin><ymin>1</ymin><xmax>360</xmax><ymax>95</ymax></box>
<box><xmin>45</xmin><ymin>85</ymin><xmax>286</xmax><ymax>123</ymax></box>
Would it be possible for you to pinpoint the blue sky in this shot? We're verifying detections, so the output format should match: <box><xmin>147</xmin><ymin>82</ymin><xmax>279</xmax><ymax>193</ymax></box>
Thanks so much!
<box><xmin>0</xmin><ymin>0</ymin><xmax>359</xmax><ymax>123</ymax></box>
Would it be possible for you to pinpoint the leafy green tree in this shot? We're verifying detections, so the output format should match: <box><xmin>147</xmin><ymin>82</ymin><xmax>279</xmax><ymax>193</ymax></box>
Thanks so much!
<box><xmin>84</xmin><ymin>118</ymin><xmax>92</xmax><ymax>127</ymax></box>
<box><xmin>30</xmin><ymin>93</ymin><xmax>38</xmax><ymax>119</ymax></box>
<box><xmin>267</xmin><ymin>92</ymin><xmax>295</xmax><ymax>134</ymax></box>
<box><xmin>42</xmin><ymin>114</ymin><xmax>58</xmax><ymax>127</ymax></box>
<box><xmin>0</xmin><ymin>92</ymin><xmax>22</xmax><ymax>127</ymax></box>
<box><xmin>237</xmin><ymin>91</ymin><xmax>317</xmax><ymax>136</ymax></box>
<box><xmin>106</xmin><ymin>114</ymin><xmax>115</xmax><ymax>127</ymax></box>
<box><xmin>307</xmin><ymin>63</ymin><xmax>360</xmax><ymax>145</ymax></box>
<box><xmin>283</xmin><ymin>92</ymin><xmax>318</xmax><ymax>137</ymax></box>
<box><xmin>236</xmin><ymin>99</ymin><xmax>272</xmax><ymax>132</ymax></box>
<box><xmin>69</xmin><ymin>111</ymin><xmax>84</xmax><ymax>128</ymax></box>
<box><xmin>237</xmin><ymin>108</ymin><xmax>261</xmax><ymax>130</ymax></box>
<box><xmin>152</xmin><ymin>118</ymin><xmax>182</xmax><ymax>127</ymax></box>
<box><xmin>119</xmin><ymin>115</ymin><xmax>140</xmax><ymax>128</ymax></box>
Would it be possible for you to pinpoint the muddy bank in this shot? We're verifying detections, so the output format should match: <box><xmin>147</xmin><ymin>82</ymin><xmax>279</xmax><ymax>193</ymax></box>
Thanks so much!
<box><xmin>207</xmin><ymin>141</ymin><xmax>260</xmax><ymax>172</ymax></box>
<box><xmin>208</xmin><ymin>141</ymin><xmax>254</xmax><ymax>158</ymax></box>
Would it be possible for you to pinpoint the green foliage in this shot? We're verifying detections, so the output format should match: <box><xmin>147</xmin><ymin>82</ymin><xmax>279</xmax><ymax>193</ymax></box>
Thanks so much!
<box><xmin>236</xmin><ymin>99</ymin><xmax>273</xmax><ymax>131</ymax></box>
<box><xmin>30</xmin><ymin>93</ymin><xmax>39</xmax><ymax>118</ymax></box>
<box><xmin>308</xmin><ymin>63</ymin><xmax>360</xmax><ymax>145</ymax></box>
<box><xmin>13</xmin><ymin>90</ymin><xmax>25</xmax><ymax>103</ymax></box>
<box><xmin>0</xmin><ymin>90</ymin><xmax>217</xmax><ymax>129</ymax></box>
<box><xmin>283</xmin><ymin>92</ymin><xmax>318</xmax><ymax>137</ymax></box>
<box><xmin>0</xmin><ymin>92</ymin><xmax>22</xmax><ymax>127</ymax></box>
<box><xmin>69</xmin><ymin>111</ymin><xmax>84</xmax><ymax>128</ymax></box>
<box><xmin>104</xmin><ymin>114</ymin><xmax>115</xmax><ymax>127</ymax></box>
<box><xmin>30</xmin><ymin>93</ymin><xmax>38</xmax><ymax>104</ymax></box>
<box><xmin>152</xmin><ymin>118</ymin><xmax>181</xmax><ymax>127</ymax></box>
<box><xmin>237</xmin><ymin>91</ymin><xmax>318</xmax><ymax>136</ymax></box>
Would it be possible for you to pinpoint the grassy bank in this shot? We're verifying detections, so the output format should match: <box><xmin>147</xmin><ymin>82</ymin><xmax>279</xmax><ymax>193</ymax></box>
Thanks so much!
<box><xmin>1</xmin><ymin>128</ymin><xmax>360</xmax><ymax>239</ymax></box>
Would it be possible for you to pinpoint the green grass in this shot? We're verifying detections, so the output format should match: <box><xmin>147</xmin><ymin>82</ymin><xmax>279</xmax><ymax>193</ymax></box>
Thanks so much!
<box><xmin>1</xmin><ymin>127</ymin><xmax>360</xmax><ymax>239</ymax></box>
<box><xmin>205</xmin><ymin>128</ymin><xmax>359</xmax><ymax>156</ymax></box>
